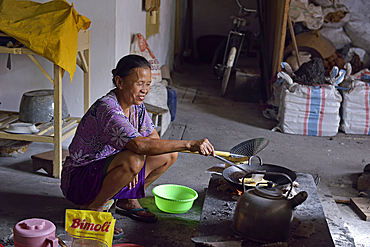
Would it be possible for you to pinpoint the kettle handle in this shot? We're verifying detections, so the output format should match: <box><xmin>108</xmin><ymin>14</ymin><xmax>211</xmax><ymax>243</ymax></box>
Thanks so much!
<box><xmin>248</xmin><ymin>155</ymin><xmax>263</xmax><ymax>166</ymax></box>
<box><xmin>242</xmin><ymin>171</ymin><xmax>293</xmax><ymax>196</ymax></box>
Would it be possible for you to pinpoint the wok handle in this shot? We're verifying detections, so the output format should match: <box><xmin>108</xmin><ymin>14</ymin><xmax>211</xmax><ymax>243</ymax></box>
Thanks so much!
<box><xmin>181</xmin><ymin>150</ymin><xmax>231</xmax><ymax>157</ymax></box>
<box><xmin>181</xmin><ymin>151</ymin><xmax>250</xmax><ymax>162</ymax></box>
<box><xmin>242</xmin><ymin>171</ymin><xmax>293</xmax><ymax>196</ymax></box>
<box><xmin>215</xmin><ymin>155</ymin><xmax>251</xmax><ymax>174</ymax></box>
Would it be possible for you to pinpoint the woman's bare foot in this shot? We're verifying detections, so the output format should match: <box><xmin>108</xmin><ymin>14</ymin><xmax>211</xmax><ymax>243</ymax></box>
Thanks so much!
<box><xmin>116</xmin><ymin>199</ymin><xmax>156</xmax><ymax>218</ymax></box>
<box><xmin>114</xmin><ymin>227</ymin><xmax>123</xmax><ymax>234</ymax></box>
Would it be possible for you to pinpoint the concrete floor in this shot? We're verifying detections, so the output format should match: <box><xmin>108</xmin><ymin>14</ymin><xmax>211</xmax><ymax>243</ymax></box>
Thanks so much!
<box><xmin>1</xmin><ymin>60</ymin><xmax>370</xmax><ymax>247</ymax></box>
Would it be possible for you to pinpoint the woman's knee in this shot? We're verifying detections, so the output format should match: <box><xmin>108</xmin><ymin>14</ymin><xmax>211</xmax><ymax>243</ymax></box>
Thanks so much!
<box><xmin>127</xmin><ymin>153</ymin><xmax>146</xmax><ymax>174</ymax></box>
<box><xmin>159</xmin><ymin>152</ymin><xmax>178</xmax><ymax>170</ymax></box>
<box><xmin>110</xmin><ymin>150</ymin><xmax>145</xmax><ymax>175</ymax></box>
<box><xmin>170</xmin><ymin>152</ymin><xmax>178</xmax><ymax>164</ymax></box>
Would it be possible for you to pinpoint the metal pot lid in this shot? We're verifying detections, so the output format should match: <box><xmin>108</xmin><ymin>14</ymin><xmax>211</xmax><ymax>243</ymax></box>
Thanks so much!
<box><xmin>254</xmin><ymin>185</ymin><xmax>283</xmax><ymax>199</ymax></box>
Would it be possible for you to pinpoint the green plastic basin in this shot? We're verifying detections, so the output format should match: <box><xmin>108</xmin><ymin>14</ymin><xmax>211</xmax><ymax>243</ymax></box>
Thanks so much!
<box><xmin>152</xmin><ymin>184</ymin><xmax>198</xmax><ymax>214</ymax></box>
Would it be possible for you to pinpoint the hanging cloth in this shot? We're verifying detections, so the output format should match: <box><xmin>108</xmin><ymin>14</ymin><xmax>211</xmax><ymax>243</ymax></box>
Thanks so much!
<box><xmin>0</xmin><ymin>0</ymin><xmax>91</xmax><ymax>82</ymax></box>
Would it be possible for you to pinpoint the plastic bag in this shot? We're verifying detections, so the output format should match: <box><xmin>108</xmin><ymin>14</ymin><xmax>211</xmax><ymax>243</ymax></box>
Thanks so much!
<box><xmin>130</xmin><ymin>33</ymin><xmax>162</xmax><ymax>86</ymax></box>
<box><xmin>65</xmin><ymin>209</ymin><xmax>116</xmax><ymax>247</ymax></box>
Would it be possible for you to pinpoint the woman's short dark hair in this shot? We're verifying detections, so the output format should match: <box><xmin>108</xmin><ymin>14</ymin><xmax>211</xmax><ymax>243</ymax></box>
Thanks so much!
<box><xmin>112</xmin><ymin>55</ymin><xmax>151</xmax><ymax>87</ymax></box>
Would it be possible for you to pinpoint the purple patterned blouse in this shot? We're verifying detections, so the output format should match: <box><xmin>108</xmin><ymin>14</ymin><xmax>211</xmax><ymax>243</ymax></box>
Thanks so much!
<box><xmin>61</xmin><ymin>90</ymin><xmax>155</xmax><ymax>189</ymax></box>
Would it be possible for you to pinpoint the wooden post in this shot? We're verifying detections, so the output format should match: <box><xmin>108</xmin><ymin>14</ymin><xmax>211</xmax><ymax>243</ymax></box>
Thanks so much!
<box><xmin>288</xmin><ymin>15</ymin><xmax>301</xmax><ymax>68</ymax></box>
<box><xmin>272</xmin><ymin>0</ymin><xmax>290</xmax><ymax>76</ymax></box>
<box><xmin>53</xmin><ymin>64</ymin><xmax>63</xmax><ymax>178</ymax></box>
<box><xmin>83</xmin><ymin>48</ymin><xmax>91</xmax><ymax>113</ymax></box>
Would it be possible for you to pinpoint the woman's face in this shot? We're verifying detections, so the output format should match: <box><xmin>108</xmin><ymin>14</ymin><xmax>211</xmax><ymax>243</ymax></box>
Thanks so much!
<box><xmin>115</xmin><ymin>67</ymin><xmax>151</xmax><ymax>107</ymax></box>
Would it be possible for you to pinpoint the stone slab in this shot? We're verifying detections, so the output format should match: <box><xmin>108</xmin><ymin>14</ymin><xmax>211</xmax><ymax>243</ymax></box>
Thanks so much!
<box><xmin>194</xmin><ymin>173</ymin><xmax>337</xmax><ymax>247</ymax></box>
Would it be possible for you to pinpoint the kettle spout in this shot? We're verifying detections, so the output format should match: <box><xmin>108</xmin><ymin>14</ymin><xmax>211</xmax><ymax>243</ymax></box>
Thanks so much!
<box><xmin>290</xmin><ymin>191</ymin><xmax>308</xmax><ymax>208</ymax></box>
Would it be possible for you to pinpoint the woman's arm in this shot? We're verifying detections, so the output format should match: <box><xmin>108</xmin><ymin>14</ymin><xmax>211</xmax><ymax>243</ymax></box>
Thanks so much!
<box><xmin>125</xmin><ymin>135</ymin><xmax>214</xmax><ymax>157</ymax></box>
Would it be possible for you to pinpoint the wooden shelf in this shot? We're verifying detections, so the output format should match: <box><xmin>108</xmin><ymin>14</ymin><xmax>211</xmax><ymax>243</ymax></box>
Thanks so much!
<box><xmin>0</xmin><ymin>111</ymin><xmax>80</xmax><ymax>143</ymax></box>
<box><xmin>0</xmin><ymin>30</ymin><xmax>91</xmax><ymax>178</ymax></box>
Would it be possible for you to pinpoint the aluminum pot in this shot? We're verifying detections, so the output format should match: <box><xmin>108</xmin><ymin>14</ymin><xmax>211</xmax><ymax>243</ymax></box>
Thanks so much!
<box><xmin>19</xmin><ymin>89</ymin><xmax>69</xmax><ymax>123</ymax></box>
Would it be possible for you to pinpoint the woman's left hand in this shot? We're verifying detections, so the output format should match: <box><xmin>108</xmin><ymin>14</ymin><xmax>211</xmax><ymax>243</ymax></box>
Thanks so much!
<box><xmin>128</xmin><ymin>174</ymin><xmax>139</xmax><ymax>189</ymax></box>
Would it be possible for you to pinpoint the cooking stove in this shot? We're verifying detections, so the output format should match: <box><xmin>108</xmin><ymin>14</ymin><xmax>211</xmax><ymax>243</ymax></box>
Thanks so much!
<box><xmin>193</xmin><ymin>173</ymin><xmax>336</xmax><ymax>247</ymax></box>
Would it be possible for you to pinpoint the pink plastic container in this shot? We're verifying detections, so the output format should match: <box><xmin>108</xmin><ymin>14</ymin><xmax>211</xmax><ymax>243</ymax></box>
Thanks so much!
<box><xmin>13</xmin><ymin>218</ymin><xmax>58</xmax><ymax>247</ymax></box>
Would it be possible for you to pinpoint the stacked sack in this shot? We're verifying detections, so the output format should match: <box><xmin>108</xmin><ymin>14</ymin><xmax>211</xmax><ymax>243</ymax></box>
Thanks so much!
<box><xmin>275</xmin><ymin>61</ymin><xmax>347</xmax><ymax>136</ymax></box>
<box><xmin>339</xmin><ymin>65</ymin><xmax>370</xmax><ymax>135</ymax></box>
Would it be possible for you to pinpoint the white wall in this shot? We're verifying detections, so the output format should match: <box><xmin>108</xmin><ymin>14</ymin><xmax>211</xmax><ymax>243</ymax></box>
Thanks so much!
<box><xmin>115</xmin><ymin>0</ymin><xmax>176</xmax><ymax>77</ymax></box>
<box><xmin>64</xmin><ymin>0</ymin><xmax>116</xmax><ymax>117</ymax></box>
<box><xmin>115</xmin><ymin>1</ymin><xmax>146</xmax><ymax>66</ymax></box>
<box><xmin>151</xmin><ymin>0</ymin><xmax>176</xmax><ymax>68</ymax></box>
<box><xmin>0</xmin><ymin>0</ymin><xmax>176</xmax><ymax>147</ymax></box>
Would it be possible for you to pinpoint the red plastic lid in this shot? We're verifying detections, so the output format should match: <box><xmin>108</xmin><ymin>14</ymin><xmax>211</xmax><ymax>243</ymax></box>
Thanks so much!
<box><xmin>13</xmin><ymin>218</ymin><xmax>56</xmax><ymax>238</ymax></box>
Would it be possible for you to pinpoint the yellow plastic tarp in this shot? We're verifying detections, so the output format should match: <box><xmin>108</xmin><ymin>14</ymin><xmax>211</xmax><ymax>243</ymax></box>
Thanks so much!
<box><xmin>0</xmin><ymin>0</ymin><xmax>91</xmax><ymax>82</ymax></box>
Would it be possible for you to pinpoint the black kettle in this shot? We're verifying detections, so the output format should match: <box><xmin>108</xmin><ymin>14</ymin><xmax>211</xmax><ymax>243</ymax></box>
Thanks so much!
<box><xmin>231</xmin><ymin>172</ymin><xmax>308</xmax><ymax>243</ymax></box>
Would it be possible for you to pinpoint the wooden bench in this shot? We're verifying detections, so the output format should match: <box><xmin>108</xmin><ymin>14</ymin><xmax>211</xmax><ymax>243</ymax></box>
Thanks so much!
<box><xmin>31</xmin><ymin>149</ymin><xmax>69</xmax><ymax>176</ymax></box>
<box><xmin>144</xmin><ymin>102</ymin><xmax>168</xmax><ymax>136</ymax></box>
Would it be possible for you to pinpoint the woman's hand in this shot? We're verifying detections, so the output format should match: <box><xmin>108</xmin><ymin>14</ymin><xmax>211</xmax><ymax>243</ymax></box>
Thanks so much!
<box><xmin>128</xmin><ymin>174</ymin><xmax>139</xmax><ymax>190</ymax></box>
<box><xmin>190</xmin><ymin>138</ymin><xmax>215</xmax><ymax>156</ymax></box>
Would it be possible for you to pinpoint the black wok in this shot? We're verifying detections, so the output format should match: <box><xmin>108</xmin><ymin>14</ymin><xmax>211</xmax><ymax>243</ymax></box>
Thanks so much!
<box><xmin>222</xmin><ymin>163</ymin><xmax>297</xmax><ymax>191</ymax></box>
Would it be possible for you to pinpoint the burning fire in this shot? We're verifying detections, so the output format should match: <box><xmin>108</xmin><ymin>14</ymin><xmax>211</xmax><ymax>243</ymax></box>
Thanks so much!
<box><xmin>216</xmin><ymin>179</ymin><xmax>243</xmax><ymax>196</ymax></box>
<box><xmin>231</xmin><ymin>189</ymin><xmax>243</xmax><ymax>196</ymax></box>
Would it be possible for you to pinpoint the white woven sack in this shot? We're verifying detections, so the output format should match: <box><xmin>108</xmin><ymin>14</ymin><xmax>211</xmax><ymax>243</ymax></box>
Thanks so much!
<box><xmin>266</xmin><ymin>62</ymin><xmax>295</xmax><ymax>108</ymax></box>
<box><xmin>311</xmin><ymin>0</ymin><xmax>334</xmax><ymax>7</ymax></box>
<box><xmin>344</xmin><ymin>13</ymin><xmax>370</xmax><ymax>55</ymax></box>
<box><xmin>319</xmin><ymin>27</ymin><xmax>351</xmax><ymax>50</ymax></box>
<box><xmin>340</xmin><ymin>69</ymin><xmax>370</xmax><ymax>134</ymax></box>
<box><xmin>321</xmin><ymin>4</ymin><xmax>350</xmax><ymax>28</ymax></box>
<box><xmin>275</xmin><ymin>63</ymin><xmax>345</xmax><ymax>136</ymax></box>
<box><xmin>280</xmin><ymin>113</ymin><xmax>340</xmax><ymax>136</ymax></box>
<box><xmin>282</xmin><ymin>92</ymin><xmax>341</xmax><ymax>114</ymax></box>
<box><xmin>278</xmin><ymin>88</ymin><xmax>341</xmax><ymax>136</ymax></box>
<box><xmin>289</xmin><ymin>1</ymin><xmax>324</xmax><ymax>30</ymax></box>
<box><xmin>144</xmin><ymin>80</ymin><xmax>171</xmax><ymax>136</ymax></box>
